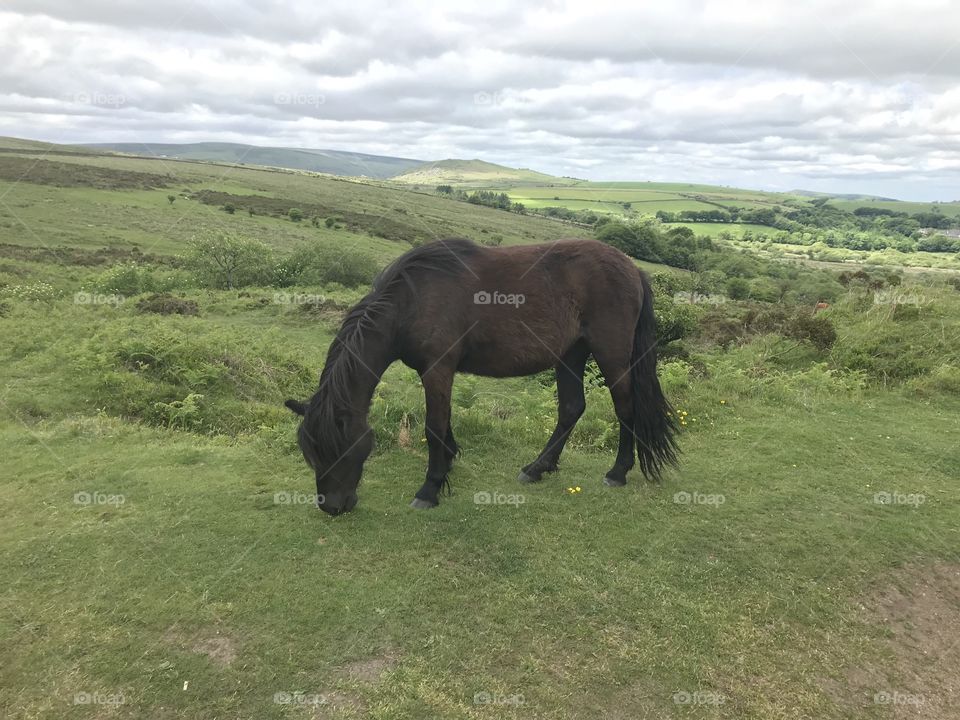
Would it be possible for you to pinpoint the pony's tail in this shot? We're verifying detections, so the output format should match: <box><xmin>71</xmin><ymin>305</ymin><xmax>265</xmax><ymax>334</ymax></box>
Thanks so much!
<box><xmin>631</xmin><ymin>271</ymin><xmax>680</xmax><ymax>480</ymax></box>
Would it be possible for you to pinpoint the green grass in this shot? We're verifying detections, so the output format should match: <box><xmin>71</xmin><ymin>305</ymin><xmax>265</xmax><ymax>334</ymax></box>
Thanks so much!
<box><xmin>3</xmin><ymin>295</ymin><xmax>959</xmax><ymax>718</ymax></box>
<box><xmin>2</xmin><ymin>139</ymin><xmax>960</xmax><ymax>718</ymax></box>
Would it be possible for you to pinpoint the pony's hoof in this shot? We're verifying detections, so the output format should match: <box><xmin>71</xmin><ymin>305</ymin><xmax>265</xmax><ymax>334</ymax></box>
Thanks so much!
<box><xmin>517</xmin><ymin>471</ymin><xmax>539</xmax><ymax>484</ymax></box>
<box><xmin>410</xmin><ymin>498</ymin><xmax>438</xmax><ymax>510</ymax></box>
<box><xmin>603</xmin><ymin>475</ymin><xmax>627</xmax><ymax>487</ymax></box>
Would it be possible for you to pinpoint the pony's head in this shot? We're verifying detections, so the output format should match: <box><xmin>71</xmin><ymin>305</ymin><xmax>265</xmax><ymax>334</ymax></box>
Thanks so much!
<box><xmin>285</xmin><ymin>398</ymin><xmax>374</xmax><ymax>515</ymax></box>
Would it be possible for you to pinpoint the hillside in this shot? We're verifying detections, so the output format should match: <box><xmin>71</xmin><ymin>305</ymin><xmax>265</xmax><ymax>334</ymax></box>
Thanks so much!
<box><xmin>84</xmin><ymin>141</ymin><xmax>424</xmax><ymax>179</ymax></box>
<box><xmin>0</xmin><ymin>138</ymin><xmax>591</xmax><ymax>258</ymax></box>
<box><xmin>390</xmin><ymin>158</ymin><xmax>579</xmax><ymax>186</ymax></box>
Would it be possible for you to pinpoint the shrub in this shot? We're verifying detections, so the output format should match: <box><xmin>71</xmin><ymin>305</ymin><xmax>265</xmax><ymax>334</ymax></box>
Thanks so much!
<box><xmin>286</xmin><ymin>243</ymin><xmax>379</xmax><ymax>288</ymax></box>
<box><xmin>2</xmin><ymin>281</ymin><xmax>58</xmax><ymax>302</ymax></box>
<box><xmin>785</xmin><ymin>313</ymin><xmax>837</xmax><ymax>352</ymax></box>
<box><xmin>136</xmin><ymin>293</ymin><xmax>199</xmax><ymax>316</ymax></box>
<box><xmin>86</xmin><ymin>262</ymin><xmax>187</xmax><ymax>296</ymax></box>
<box><xmin>288</xmin><ymin>208</ymin><xmax>304</xmax><ymax>222</ymax></box>
<box><xmin>725</xmin><ymin>277</ymin><xmax>751</xmax><ymax>300</ymax></box>
<box><xmin>184</xmin><ymin>232</ymin><xmax>274</xmax><ymax>289</ymax></box>
<box><xmin>654</xmin><ymin>296</ymin><xmax>700</xmax><ymax>346</ymax></box>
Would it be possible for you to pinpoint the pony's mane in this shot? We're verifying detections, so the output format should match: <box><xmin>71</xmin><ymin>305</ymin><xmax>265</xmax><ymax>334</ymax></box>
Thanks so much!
<box><xmin>299</xmin><ymin>238</ymin><xmax>479</xmax><ymax>467</ymax></box>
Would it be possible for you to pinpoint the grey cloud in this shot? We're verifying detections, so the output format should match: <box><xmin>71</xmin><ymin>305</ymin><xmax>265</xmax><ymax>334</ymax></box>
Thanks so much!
<box><xmin>0</xmin><ymin>2</ymin><xmax>957</xmax><ymax>199</ymax></box>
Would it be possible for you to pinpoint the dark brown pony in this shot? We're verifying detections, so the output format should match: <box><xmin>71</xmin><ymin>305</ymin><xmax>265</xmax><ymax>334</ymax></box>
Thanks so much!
<box><xmin>286</xmin><ymin>238</ymin><xmax>678</xmax><ymax>515</ymax></box>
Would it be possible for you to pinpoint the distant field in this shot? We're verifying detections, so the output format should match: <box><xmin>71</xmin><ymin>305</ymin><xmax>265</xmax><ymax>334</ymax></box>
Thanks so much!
<box><xmin>496</xmin><ymin>181</ymin><xmax>796</xmax><ymax>219</ymax></box>
<box><xmin>662</xmin><ymin>222</ymin><xmax>775</xmax><ymax>238</ymax></box>
<box><xmin>831</xmin><ymin>198</ymin><xmax>960</xmax><ymax>218</ymax></box>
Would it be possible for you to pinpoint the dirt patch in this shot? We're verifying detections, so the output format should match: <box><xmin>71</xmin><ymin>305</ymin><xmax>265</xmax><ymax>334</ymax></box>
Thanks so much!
<box><xmin>162</xmin><ymin>626</ymin><xmax>238</xmax><ymax>667</ymax></box>
<box><xmin>823</xmin><ymin>562</ymin><xmax>960</xmax><ymax>718</ymax></box>
<box><xmin>191</xmin><ymin>634</ymin><xmax>238</xmax><ymax>667</ymax></box>
<box><xmin>335</xmin><ymin>652</ymin><xmax>397</xmax><ymax>684</ymax></box>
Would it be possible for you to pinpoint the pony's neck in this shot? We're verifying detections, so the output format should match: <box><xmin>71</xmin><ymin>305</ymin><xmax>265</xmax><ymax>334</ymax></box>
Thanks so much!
<box><xmin>340</xmin><ymin>334</ymin><xmax>394</xmax><ymax>415</ymax></box>
<box><xmin>317</xmin><ymin>316</ymin><xmax>396</xmax><ymax>424</ymax></box>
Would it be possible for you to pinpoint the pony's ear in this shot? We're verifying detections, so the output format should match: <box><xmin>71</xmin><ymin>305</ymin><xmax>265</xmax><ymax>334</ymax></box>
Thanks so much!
<box><xmin>284</xmin><ymin>399</ymin><xmax>307</xmax><ymax>416</ymax></box>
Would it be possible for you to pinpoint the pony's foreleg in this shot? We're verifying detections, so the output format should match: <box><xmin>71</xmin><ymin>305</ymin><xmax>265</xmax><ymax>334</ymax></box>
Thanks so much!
<box><xmin>411</xmin><ymin>366</ymin><xmax>455</xmax><ymax>509</ymax></box>
<box><xmin>518</xmin><ymin>343</ymin><xmax>589</xmax><ymax>483</ymax></box>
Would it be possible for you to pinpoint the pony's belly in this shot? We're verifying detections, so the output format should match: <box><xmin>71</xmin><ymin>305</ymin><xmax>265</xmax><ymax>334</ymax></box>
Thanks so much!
<box><xmin>456</xmin><ymin>347</ymin><xmax>559</xmax><ymax>378</ymax></box>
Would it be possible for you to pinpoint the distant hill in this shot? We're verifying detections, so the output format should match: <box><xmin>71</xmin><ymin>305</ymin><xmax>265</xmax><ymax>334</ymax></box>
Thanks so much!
<box><xmin>0</xmin><ymin>136</ymin><xmax>97</xmax><ymax>154</ymax></box>
<box><xmin>390</xmin><ymin>159</ymin><xmax>578</xmax><ymax>187</ymax></box>
<box><xmin>82</xmin><ymin>142</ymin><xmax>423</xmax><ymax>179</ymax></box>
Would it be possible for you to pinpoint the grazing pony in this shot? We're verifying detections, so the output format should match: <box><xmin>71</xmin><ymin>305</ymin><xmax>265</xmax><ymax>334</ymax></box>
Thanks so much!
<box><xmin>286</xmin><ymin>238</ymin><xmax>678</xmax><ymax>515</ymax></box>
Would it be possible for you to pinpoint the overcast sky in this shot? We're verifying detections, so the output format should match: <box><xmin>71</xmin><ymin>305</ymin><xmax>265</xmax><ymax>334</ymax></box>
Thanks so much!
<box><xmin>1</xmin><ymin>1</ymin><xmax>958</xmax><ymax>200</ymax></box>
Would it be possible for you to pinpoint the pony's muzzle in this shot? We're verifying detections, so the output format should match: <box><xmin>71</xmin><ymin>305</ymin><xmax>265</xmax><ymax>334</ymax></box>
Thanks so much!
<box><xmin>318</xmin><ymin>492</ymin><xmax>358</xmax><ymax>516</ymax></box>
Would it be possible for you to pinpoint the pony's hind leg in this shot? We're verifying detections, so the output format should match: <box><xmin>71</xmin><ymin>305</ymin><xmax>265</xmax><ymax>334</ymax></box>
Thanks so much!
<box><xmin>411</xmin><ymin>365</ymin><xmax>455</xmax><ymax>509</ymax></box>
<box><xmin>590</xmin><ymin>348</ymin><xmax>636</xmax><ymax>487</ymax></box>
<box><xmin>518</xmin><ymin>342</ymin><xmax>589</xmax><ymax>483</ymax></box>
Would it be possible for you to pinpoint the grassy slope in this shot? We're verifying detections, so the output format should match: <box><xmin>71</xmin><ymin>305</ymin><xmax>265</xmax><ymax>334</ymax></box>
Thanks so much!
<box><xmin>0</xmin><ymin>148</ymin><xmax>593</xmax><ymax>257</ymax></box>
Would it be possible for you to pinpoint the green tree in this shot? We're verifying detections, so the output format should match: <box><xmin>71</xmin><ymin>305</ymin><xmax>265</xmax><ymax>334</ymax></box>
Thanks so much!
<box><xmin>288</xmin><ymin>208</ymin><xmax>304</xmax><ymax>222</ymax></box>
<box><xmin>186</xmin><ymin>233</ymin><xmax>274</xmax><ymax>290</ymax></box>
<box><xmin>167</xmin><ymin>194</ymin><xmax>176</xmax><ymax>205</ymax></box>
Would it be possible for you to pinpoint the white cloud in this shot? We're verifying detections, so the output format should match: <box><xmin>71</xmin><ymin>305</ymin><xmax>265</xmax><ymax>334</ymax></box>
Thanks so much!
<box><xmin>0</xmin><ymin>1</ymin><xmax>958</xmax><ymax>199</ymax></box>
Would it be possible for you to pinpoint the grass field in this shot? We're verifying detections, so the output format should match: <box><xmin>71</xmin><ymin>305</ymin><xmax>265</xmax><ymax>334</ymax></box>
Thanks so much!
<box><xmin>497</xmin><ymin>181</ymin><xmax>792</xmax><ymax>218</ymax></box>
<box><xmin>2</xmin><ymin>140</ymin><xmax>960</xmax><ymax>719</ymax></box>
<box><xmin>832</xmin><ymin>199</ymin><xmax>960</xmax><ymax>218</ymax></box>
